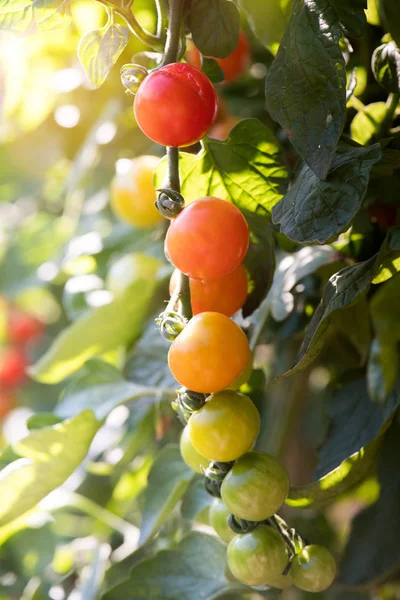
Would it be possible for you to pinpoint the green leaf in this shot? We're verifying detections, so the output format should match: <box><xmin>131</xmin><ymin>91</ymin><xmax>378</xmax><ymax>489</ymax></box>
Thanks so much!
<box><xmin>268</xmin><ymin>246</ymin><xmax>337</xmax><ymax>322</ymax></box>
<box><xmin>155</xmin><ymin>119</ymin><xmax>288</xmax><ymax>218</ymax></box>
<box><xmin>189</xmin><ymin>0</ymin><xmax>240</xmax><ymax>58</ymax></box>
<box><xmin>201</xmin><ymin>57</ymin><xmax>225</xmax><ymax>84</ymax></box>
<box><xmin>30</xmin><ymin>278</ymin><xmax>157</xmax><ymax>384</ymax></box>
<box><xmin>102</xmin><ymin>532</ymin><xmax>246</xmax><ymax>600</ymax></box>
<box><xmin>78</xmin><ymin>20</ymin><xmax>130</xmax><ymax>88</ymax></box>
<box><xmin>0</xmin><ymin>0</ymin><xmax>71</xmax><ymax>33</ymax></box>
<box><xmin>0</xmin><ymin>0</ymin><xmax>33</xmax><ymax>13</ymax></box>
<box><xmin>371</xmin><ymin>272</ymin><xmax>400</xmax><ymax>346</ymax></box>
<box><xmin>272</xmin><ymin>143</ymin><xmax>381</xmax><ymax>244</ymax></box>
<box><xmin>139</xmin><ymin>445</ymin><xmax>193</xmax><ymax>545</ymax></box>
<box><xmin>0</xmin><ymin>410</ymin><xmax>99</xmax><ymax>527</ymax></box>
<box><xmin>372</xmin><ymin>251</ymin><xmax>400</xmax><ymax>283</ymax></box>
<box><xmin>181</xmin><ymin>478</ymin><xmax>213</xmax><ymax>521</ymax></box>
<box><xmin>372</xmin><ymin>42</ymin><xmax>400</xmax><ymax>93</ymax></box>
<box><xmin>26</xmin><ymin>413</ymin><xmax>62</xmax><ymax>430</ymax></box>
<box><xmin>55</xmin><ymin>359</ymin><xmax>162</xmax><ymax>420</ymax></box>
<box><xmin>339</xmin><ymin>421</ymin><xmax>400</xmax><ymax>586</ymax></box>
<box><xmin>237</xmin><ymin>0</ymin><xmax>289</xmax><ymax>47</ymax></box>
<box><xmin>328</xmin><ymin>0</ymin><xmax>367</xmax><ymax>37</ymax></box>
<box><xmin>265</xmin><ymin>0</ymin><xmax>347</xmax><ymax>179</ymax></box>
<box><xmin>333</xmin><ymin>298</ymin><xmax>371</xmax><ymax>366</ymax></box>
<box><xmin>367</xmin><ymin>338</ymin><xmax>398</xmax><ymax>403</ymax></box>
<box><xmin>280</xmin><ymin>255</ymin><xmax>379</xmax><ymax>378</ymax></box>
<box><xmin>351</xmin><ymin>103</ymin><xmax>387</xmax><ymax>145</ymax></box>
<box><xmin>379</xmin><ymin>0</ymin><xmax>400</xmax><ymax>48</ymax></box>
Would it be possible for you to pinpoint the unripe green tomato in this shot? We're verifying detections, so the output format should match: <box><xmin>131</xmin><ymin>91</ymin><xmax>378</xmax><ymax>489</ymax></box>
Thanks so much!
<box><xmin>227</xmin><ymin>525</ymin><xmax>288</xmax><ymax>587</ymax></box>
<box><xmin>107</xmin><ymin>253</ymin><xmax>162</xmax><ymax>297</ymax></box>
<box><xmin>291</xmin><ymin>545</ymin><xmax>336</xmax><ymax>592</ymax></box>
<box><xmin>269</xmin><ymin>571</ymin><xmax>293</xmax><ymax>589</ymax></box>
<box><xmin>209</xmin><ymin>498</ymin><xmax>235</xmax><ymax>543</ymax></box>
<box><xmin>188</xmin><ymin>391</ymin><xmax>260</xmax><ymax>462</ymax></box>
<box><xmin>221</xmin><ymin>451</ymin><xmax>290</xmax><ymax>521</ymax></box>
<box><xmin>227</xmin><ymin>355</ymin><xmax>252</xmax><ymax>390</ymax></box>
<box><xmin>179</xmin><ymin>425</ymin><xmax>210</xmax><ymax>474</ymax></box>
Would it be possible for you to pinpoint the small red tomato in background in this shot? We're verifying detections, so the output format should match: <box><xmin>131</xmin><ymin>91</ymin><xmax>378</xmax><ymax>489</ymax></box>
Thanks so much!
<box><xmin>187</xmin><ymin>30</ymin><xmax>251</xmax><ymax>84</ymax></box>
<box><xmin>170</xmin><ymin>265</ymin><xmax>248</xmax><ymax>316</ymax></box>
<box><xmin>8</xmin><ymin>308</ymin><xmax>43</xmax><ymax>346</ymax></box>
<box><xmin>0</xmin><ymin>389</ymin><xmax>15</xmax><ymax>420</ymax></box>
<box><xmin>134</xmin><ymin>63</ymin><xmax>218</xmax><ymax>147</ymax></box>
<box><xmin>0</xmin><ymin>347</ymin><xmax>28</xmax><ymax>388</ymax></box>
<box><xmin>209</xmin><ymin>116</ymin><xmax>240</xmax><ymax>140</ymax></box>
<box><xmin>165</xmin><ymin>197</ymin><xmax>249</xmax><ymax>281</ymax></box>
<box><xmin>369</xmin><ymin>202</ymin><xmax>398</xmax><ymax>229</ymax></box>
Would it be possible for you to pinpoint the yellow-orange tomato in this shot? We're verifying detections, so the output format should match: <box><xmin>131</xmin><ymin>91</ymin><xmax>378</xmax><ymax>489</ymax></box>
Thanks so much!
<box><xmin>188</xmin><ymin>390</ymin><xmax>260</xmax><ymax>462</ymax></box>
<box><xmin>110</xmin><ymin>155</ymin><xmax>163</xmax><ymax>229</ymax></box>
<box><xmin>180</xmin><ymin>425</ymin><xmax>210</xmax><ymax>473</ymax></box>
<box><xmin>168</xmin><ymin>312</ymin><xmax>251</xmax><ymax>393</ymax></box>
<box><xmin>169</xmin><ymin>265</ymin><xmax>248</xmax><ymax>317</ymax></box>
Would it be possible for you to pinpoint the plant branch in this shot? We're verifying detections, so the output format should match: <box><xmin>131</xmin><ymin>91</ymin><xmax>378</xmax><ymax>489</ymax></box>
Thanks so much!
<box><xmin>379</xmin><ymin>92</ymin><xmax>400</xmax><ymax>137</ymax></box>
<box><xmin>161</xmin><ymin>0</ymin><xmax>185</xmax><ymax>66</ymax></box>
<box><xmin>119</xmin><ymin>5</ymin><xmax>163</xmax><ymax>49</ymax></box>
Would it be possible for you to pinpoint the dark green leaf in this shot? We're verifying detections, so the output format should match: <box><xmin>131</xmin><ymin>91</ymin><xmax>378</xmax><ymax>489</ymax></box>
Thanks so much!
<box><xmin>30</xmin><ymin>278</ymin><xmax>157</xmax><ymax>384</ymax></box>
<box><xmin>351</xmin><ymin>103</ymin><xmax>387</xmax><ymax>145</ymax></box>
<box><xmin>265</xmin><ymin>0</ymin><xmax>347</xmax><ymax>179</ymax></box>
<box><xmin>0</xmin><ymin>0</ymin><xmax>71</xmax><ymax>33</ymax></box>
<box><xmin>372</xmin><ymin>42</ymin><xmax>400</xmax><ymax>93</ymax></box>
<box><xmin>0</xmin><ymin>410</ymin><xmax>99</xmax><ymax>526</ymax></box>
<box><xmin>201</xmin><ymin>57</ymin><xmax>225</xmax><ymax>84</ymax></box>
<box><xmin>78</xmin><ymin>20</ymin><xmax>130</xmax><ymax>87</ymax></box>
<box><xmin>280</xmin><ymin>255</ymin><xmax>378</xmax><ymax>378</ymax></box>
<box><xmin>272</xmin><ymin>143</ymin><xmax>381</xmax><ymax>244</ymax></box>
<box><xmin>155</xmin><ymin>119</ymin><xmax>288</xmax><ymax>219</ymax></box>
<box><xmin>339</xmin><ymin>421</ymin><xmax>400</xmax><ymax>586</ymax></box>
<box><xmin>189</xmin><ymin>0</ymin><xmax>240</xmax><ymax>58</ymax></box>
<box><xmin>315</xmin><ymin>376</ymin><xmax>400</xmax><ymax>478</ymax></box>
<box><xmin>102</xmin><ymin>532</ymin><xmax>245</xmax><ymax>600</ymax></box>
<box><xmin>139</xmin><ymin>445</ymin><xmax>193</xmax><ymax>544</ymax></box>
<box><xmin>332</xmin><ymin>298</ymin><xmax>371</xmax><ymax>366</ymax></box>
<box><xmin>181</xmin><ymin>477</ymin><xmax>212</xmax><ymax>521</ymax></box>
<box><xmin>379</xmin><ymin>0</ymin><xmax>400</xmax><ymax>48</ymax></box>
<box><xmin>367</xmin><ymin>338</ymin><xmax>398</xmax><ymax>403</ymax></box>
<box><xmin>328</xmin><ymin>0</ymin><xmax>367</xmax><ymax>37</ymax></box>
<box><xmin>26</xmin><ymin>413</ymin><xmax>62</xmax><ymax>430</ymax></box>
<box><xmin>371</xmin><ymin>272</ymin><xmax>400</xmax><ymax>345</ymax></box>
<box><xmin>237</xmin><ymin>0</ymin><xmax>289</xmax><ymax>47</ymax></box>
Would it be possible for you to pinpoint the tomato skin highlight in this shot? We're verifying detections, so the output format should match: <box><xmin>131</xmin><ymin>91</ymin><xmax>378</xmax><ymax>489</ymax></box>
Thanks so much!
<box><xmin>188</xmin><ymin>390</ymin><xmax>260</xmax><ymax>462</ymax></box>
<box><xmin>111</xmin><ymin>155</ymin><xmax>163</xmax><ymax>229</ymax></box>
<box><xmin>168</xmin><ymin>312</ymin><xmax>251</xmax><ymax>393</ymax></box>
<box><xmin>221</xmin><ymin>452</ymin><xmax>290</xmax><ymax>521</ymax></box>
<box><xmin>227</xmin><ymin>525</ymin><xmax>288</xmax><ymax>587</ymax></box>
<box><xmin>134</xmin><ymin>64</ymin><xmax>218</xmax><ymax>147</ymax></box>
<box><xmin>165</xmin><ymin>197</ymin><xmax>249</xmax><ymax>281</ymax></box>
<box><xmin>179</xmin><ymin>425</ymin><xmax>210</xmax><ymax>474</ymax></box>
<box><xmin>0</xmin><ymin>347</ymin><xmax>27</xmax><ymax>388</ymax></box>
<box><xmin>170</xmin><ymin>265</ymin><xmax>248</xmax><ymax>316</ymax></box>
<box><xmin>209</xmin><ymin>498</ymin><xmax>235</xmax><ymax>543</ymax></box>
<box><xmin>291</xmin><ymin>545</ymin><xmax>336</xmax><ymax>592</ymax></box>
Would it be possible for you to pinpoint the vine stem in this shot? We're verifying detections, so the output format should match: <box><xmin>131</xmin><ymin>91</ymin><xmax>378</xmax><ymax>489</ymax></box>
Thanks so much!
<box><xmin>160</xmin><ymin>0</ymin><xmax>192</xmax><ymax>320</ymax></box>
<box><xmin>379</xmin><ymin>92</ymin><xmax>400</xmax><ymax>137</ymax></box>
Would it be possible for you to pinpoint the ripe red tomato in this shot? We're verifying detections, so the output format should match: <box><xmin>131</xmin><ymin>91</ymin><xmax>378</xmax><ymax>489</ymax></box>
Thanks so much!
<box><xmin>209</xmin><ymin>116</ymin><xmax>240</xmax><ymax>140</ymax></box>
<box><xmin>168</xmin><ymin>312</ymin><xmax>251</xmax><ymax>393</ymax></box>
<box><xmin>0</xmin><ymin>347</ymin><xmax>27</xmax><ymax>387</ymax></box>
<box><xmin>165</xmin><ymin>197</ymin><xmax>249</xmax><ymax>281</ymax></box>
<box><xmin>134</xmin><ymin>63</ymin><xmax>218</xmax><ymax>147</ymax></box>
<box><xmin>187</xmin><ymin>31</ymin><xmax>251</xmax><ymax>83</ymax></box>
<box><xmin>0</xmin><ymin>390</ymin><xmax>15</xmax><ymax>419</ymax></box>
<box><xmin>8</xmin><ymin>309</ymin><xmax>43</xmax><ymax>345</ymax></box>
<box><xmin>188</xmin><ymin>390</ymin><xmax>260</xmax><ymax>461</ymax></box>
<box><xmin>368</xmin><ymin>202</ymin><xmax>398</xmax><ymax>229</ymax></box>
<box><xmin>169</xmin><ymin>265</ymin><xmax>248</xmax><ymax>316</ymax></box>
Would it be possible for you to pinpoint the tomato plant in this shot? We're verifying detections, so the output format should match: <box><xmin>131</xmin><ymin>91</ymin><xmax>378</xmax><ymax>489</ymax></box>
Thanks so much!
<box><xmin>165</xmin><ymin>197</ymin><xmax>249</xmax><ymax>280</ymax></box>
<box><xmin>1</xmin><ymin>0</ymin><xmax>400</xmax><ymax>597</ymax></box>
<box><xmin>134</xmin><ymin>64</ymin><xmax>218</xmax><ymax>147</ymax></box>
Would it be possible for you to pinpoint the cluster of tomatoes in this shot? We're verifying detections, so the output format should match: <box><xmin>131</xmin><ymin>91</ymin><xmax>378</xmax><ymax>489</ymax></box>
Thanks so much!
<box><xmin>0</xmin><ymin>306</ymin><xmax>43</xmax><ymax>420</ymax></box>
<box><xmin>109</xmin><ymin>32</ymin><xmax>337</xmax><ymax>594</ymax></box>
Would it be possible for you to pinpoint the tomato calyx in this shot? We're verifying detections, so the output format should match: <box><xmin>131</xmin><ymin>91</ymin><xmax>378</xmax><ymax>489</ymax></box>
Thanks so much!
<box><xmin>155</xmin><ymin>188</ymin><xmax>185</xmax><ymax>219</ymax></box>
<box><xmin>203</xmin><ymin>459</ymin><xmax>234</xmax><ymax>497</ymax></box>
<box><xmin>172</xmin><ymin>387</ymin><xmax>207</xmax><ymax>424</ymax></box>
<box><xmin>228</xmin><ymin>514</ymin><xmax>258</xmax><ymax>535</ymax></box>
<box><xmin>157</xmin><ymin>310</ymin><xmax>187</xmax><ymax>341</ymax></box>
<box><xmin>121</xmin><ymin>63</ymin><xmax>149</xmax><ymax>95</ymax></box>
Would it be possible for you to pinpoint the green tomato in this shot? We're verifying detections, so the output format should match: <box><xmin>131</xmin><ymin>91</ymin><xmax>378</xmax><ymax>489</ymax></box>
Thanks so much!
<box><xmin>209</xmin><ymin>498</ymin><xmax>235</xmax><ymax>544</ymax></box>
<box><xmin>291</xmin><ymin>545</ymin><xmax>336</xmax><ymax>592</ymax></box>
<box><xmin>221</xmin><ymin>451</ymin><xmax>290</xmax><ymax>521</ymax></box>
<box><xmin>107</xmin><ymin>253</ymin><xmax>162</xmax><ymax>297</ymax></box>
<box><xmin>227</xmin><ymin>525</ymin><xmax>288</xmax><ymax>587</ymax></box>
<box><xmin>227</xmin><ymin>355</ymin><xmax>253</xmax><ymax>390</ymax></box>
<box><xmin>269</xmin><ymin>571</ymin><xmax>293</xmax><ymax>589</ymax></box>
<box><xmin>179</xmin><ymin>425</ymin><xmax>210</xmax><ymax>474</ymax></box>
